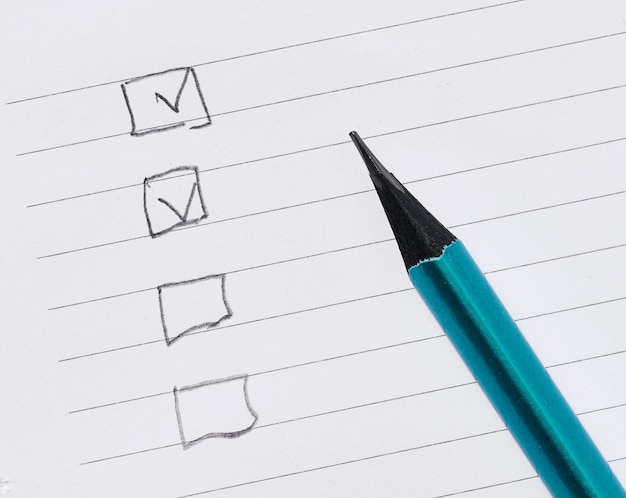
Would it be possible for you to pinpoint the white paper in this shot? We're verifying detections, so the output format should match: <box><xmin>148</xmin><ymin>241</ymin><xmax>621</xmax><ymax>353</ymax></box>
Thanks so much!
<box><xmin>2</xmin><ymin>1</ymin><xmax>626</xmax><ymax>496</ymax></box>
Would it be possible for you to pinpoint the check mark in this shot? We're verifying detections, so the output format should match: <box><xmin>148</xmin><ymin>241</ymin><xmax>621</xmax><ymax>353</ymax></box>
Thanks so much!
<box><xmin>154</xmin><ymin>68</ymin><xmax>191</xmax><ymax>113</ymax></box>
<box><xmin>157</xmin><ymin>182</ymin><xmax>198</xmax><ymax>222</ymax></box>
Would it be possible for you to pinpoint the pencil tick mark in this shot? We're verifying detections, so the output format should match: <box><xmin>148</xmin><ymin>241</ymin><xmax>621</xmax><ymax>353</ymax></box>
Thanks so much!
<box><xmin>156</xmin><ymin>182</ymin><xmax>198</xmax><ymax>222</ymax></box>
<box><xmin>157</xmin><ymin>197</ymin><xmax>185</xmax><ymax>221</ymax></box>
<box><xmin>154</xmin><ymin>67</ymin><xmax>189</xmax><ymax>113</ymax></box>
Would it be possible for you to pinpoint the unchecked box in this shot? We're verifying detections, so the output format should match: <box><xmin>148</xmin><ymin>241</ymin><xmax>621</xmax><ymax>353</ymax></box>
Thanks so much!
<box><xmin>173</xmin><ymin>374</ymin><xmax>258</xmax><ymax>449</ymax></box>
<box><xmin>158</xmin><ymin>274</ymin><xmax>232</xmax><ymax>346</ymax></box>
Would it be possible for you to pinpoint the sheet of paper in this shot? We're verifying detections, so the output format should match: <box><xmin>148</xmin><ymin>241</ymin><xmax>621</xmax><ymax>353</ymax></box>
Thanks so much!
<box><xmin>2</xmin><ymin>1</ymin><xmax>626</xmax><ymax>496</ymax></box>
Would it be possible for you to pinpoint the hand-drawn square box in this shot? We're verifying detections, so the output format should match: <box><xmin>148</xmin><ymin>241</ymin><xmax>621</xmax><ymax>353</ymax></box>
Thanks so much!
<box><xmin>121</xmin><ymin>67</ymin><xmax>211</xmax><ymax>136</ymax></box>
<box><xmin>158</xmin><ymin>274</ymin><xmax>232</xmax><ymax>346</ymax></box>
<box><xmin>174</xmin><ymin>374</ymin><xmax>258</xmax><ymax>449</ymax></box>
<box><xmin>144</xmin><ymin>166</ymin><xmax>208</xmax><ymax>238</ymax></box>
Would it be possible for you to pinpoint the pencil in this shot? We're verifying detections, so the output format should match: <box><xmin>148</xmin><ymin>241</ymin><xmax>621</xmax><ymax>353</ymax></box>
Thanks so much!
<box><xmin>349</xmin><ymin>131</ymin><xmax>626</xmax><ymax>497</ymax></box>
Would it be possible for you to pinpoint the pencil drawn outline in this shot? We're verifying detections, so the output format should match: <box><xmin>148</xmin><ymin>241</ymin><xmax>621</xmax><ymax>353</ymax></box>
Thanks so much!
<box><xmin>173</xmin><ymin>374</ymin><xmax>258</xmax><ymax>449</ymax></box>
<box><xmin>121</xmin><ymin>67</ymin><xmax>211</xmax><ymax>137</ymax></box>
<box><xmin>158</xmin><ymin>273</ymin><xmax>232</xmax><ymax>346</ymax></box>
<box><xmin>143</xmin><ymin>166</ymin><xmax>209</xmax><ymax>238</ymax></box>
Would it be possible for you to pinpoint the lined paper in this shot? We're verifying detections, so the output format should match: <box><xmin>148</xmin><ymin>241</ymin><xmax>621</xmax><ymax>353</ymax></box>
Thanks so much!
<box><xmin>2</xmin><ymin>1</ymin><xmax>626</xmax><ymax>496</ymax></box>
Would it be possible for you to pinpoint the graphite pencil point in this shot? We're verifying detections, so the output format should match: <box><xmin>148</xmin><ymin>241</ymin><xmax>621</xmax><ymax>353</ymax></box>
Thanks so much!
<box><xmin>349</xmin><ymin>131</ymin><xmax>456</xmax><ymax>269</ymax></box>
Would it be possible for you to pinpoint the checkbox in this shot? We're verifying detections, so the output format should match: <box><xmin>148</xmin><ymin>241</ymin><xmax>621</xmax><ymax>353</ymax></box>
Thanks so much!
<box><xmin>121</xmin><ymin>67</ymin><xmax>211</xmax><ymax>136</ymax></box>
<box><xmin>158</xmin><ymin>274</ymin><xmax>232</xmax><ymax>346</ymax></box>
<box><xmin>144</xmin><ymin>166</ymin><xmax>208</xmax><ymax>238</ymax></box>
<box><xmin>174</xmin><ymin>374</ymin><xmax>258</xmax><ymax>449</ymax></box>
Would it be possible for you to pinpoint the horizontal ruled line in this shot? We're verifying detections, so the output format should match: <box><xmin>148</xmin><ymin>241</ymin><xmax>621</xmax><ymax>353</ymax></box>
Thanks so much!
<box><xmin>7</xmin><ymin>1</ymin><xmax>525</xmax><ymax>105</ymax></box>
<box><xmin>171</xmin><ymin>429</ymin><xmax>496</xmax><ymax>497</ymax></box>
<box><xmin>69</xmin><ymin>336</ymin><xmax>446</xmax><ymax>414</ymax></box>
<box><xmin>57</xmin><ymin>288</ymin><xmax>412</xmax><ymax>360</ymax></box>
<box><xmin>79</xmin><ymin>382</ymin><xmax>476</xmax><ymax>465</ymax></box>
<box><xmin>432</xmin><ymin>475</ymin><xmax>539</xmax><ymax>498</ymax></box>
<box><xmin>37</xmin><ymin>169</ymin><xmax>626</xmax><ymax>260</ymax></box>
<box><xmin>84</xmin><ymin>395</ymin><xmax>625</xmax><ymax>493</ymax></box>
<box><xmin>435</xmin><ymin>453</ymin><xmax>626</xmax><ymax>497</ymax></box>
<box><xmin>26</xmin><ymin>132</ymin><xmax>626</xmax><ymax>210</ymax></box>
<box><xmin>48</xmin><ymin>191</ymin><xmax>626</xmax><ymax>310</ymax></box>
<box><xmin>177</xmin><ymin>425</ymin><xmax>626</xmax><ymax>497</ymax></box>
<box><xmin>16</xmin><ymin>36</ymin><xmax>626</xmax><ymax>158</ymax></box>
<box><xmin>55</xmin><ymin>243</ymin><xmax>626</xmax><ymax>363</ymax></box>
<box><xmin>80</xmin><ymin>389</ymin><xmax>626</xmax><ymax>467</ymax></box>
<box><xmin>71</xmin><ymin>312</ymin><xmax>626</xmax><ymax>415</ymax></box>
<box><xmin>61</xmin><ymin>278</ymin><xmax>616</xmax><ymax>366</ymax></box>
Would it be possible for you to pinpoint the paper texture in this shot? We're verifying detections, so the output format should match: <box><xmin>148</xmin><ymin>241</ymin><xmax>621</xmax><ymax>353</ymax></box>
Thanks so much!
<box><xmin>2</xmin><ymin>1</ymin><xmax>625</xmax><ymax>496</ymax></box>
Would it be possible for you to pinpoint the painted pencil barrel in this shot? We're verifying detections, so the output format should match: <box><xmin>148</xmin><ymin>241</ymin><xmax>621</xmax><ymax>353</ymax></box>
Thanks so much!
<box><xmin>408</xmin><ymin>240</ymin><xmax>625</xmax><ymax>498</ymax></box>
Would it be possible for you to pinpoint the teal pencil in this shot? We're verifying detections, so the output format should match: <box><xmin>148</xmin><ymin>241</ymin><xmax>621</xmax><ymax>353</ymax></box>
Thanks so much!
<box><xmin>349</xmin><ymin>131</ymin><xmax>626</xmax><ymax>498</ymax></box>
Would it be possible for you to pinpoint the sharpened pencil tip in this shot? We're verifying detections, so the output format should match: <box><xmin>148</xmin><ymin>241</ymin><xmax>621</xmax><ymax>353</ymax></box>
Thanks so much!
<box><xmin>349</xmin><ymin>131</ymin><xmax>457</xmax><ymax>269</ymax></box>
<box><xmin>349</xmin><ymin>131</ymin><xmax>406</xmax><ymax>192</ymax></box>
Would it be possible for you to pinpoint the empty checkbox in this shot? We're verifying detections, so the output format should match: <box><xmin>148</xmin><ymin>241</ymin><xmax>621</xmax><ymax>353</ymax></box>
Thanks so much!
<box><xmin>158</xmin><ymin>274</ymin><xmax>232</xmax><ymax>346</ymax></box>
<box><xmin>174</xmin><ymin>374</ymin><xmax>258</xmax><ymax>449</ymax></box>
